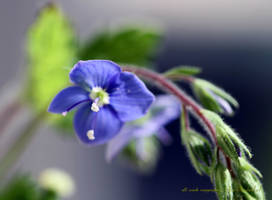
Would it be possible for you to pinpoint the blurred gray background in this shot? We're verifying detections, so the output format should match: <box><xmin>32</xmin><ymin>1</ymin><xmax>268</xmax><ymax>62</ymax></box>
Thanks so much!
<box><xmin>1</xmin><ymin>0</ymin><xmax>272</xmax><ymax>199</ymax></box>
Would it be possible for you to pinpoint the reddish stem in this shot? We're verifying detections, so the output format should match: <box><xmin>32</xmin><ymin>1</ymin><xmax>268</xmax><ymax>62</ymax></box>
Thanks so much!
<box><xmin>165</xmin><ymin>74</ymin><xmax>195</xmax><ymax>83</ymax></box>
<box><xmin>182</xmin><ymin>105</ymin><xmax>190</xmax><ymax>131</ymax></box>
<box><xmin>123</xmin><ymin>66</ymin><xmax>217</xmax><ymax>142</ymax></box>
<box><xmin>122</xmin><ymin>66</ymin><xmax>234</xmax><ymax>176</ymax></box>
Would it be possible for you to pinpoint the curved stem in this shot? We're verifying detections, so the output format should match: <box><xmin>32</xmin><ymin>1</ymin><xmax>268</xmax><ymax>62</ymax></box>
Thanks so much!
<box><xmin>122</xmin><ymin>66</ymin><xmax>234</xmax><ymax>175</ymax></box>
<box><xmin>123</xmin><ymin>66</ymin><xmax>217</xmax><ymax>143</ymax></box>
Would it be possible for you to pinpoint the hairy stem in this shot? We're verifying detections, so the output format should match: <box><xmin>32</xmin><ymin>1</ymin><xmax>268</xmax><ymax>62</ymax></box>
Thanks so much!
<box><xmin>182</xmin><ymin>105</ymin><xmax>190</xmax><ymax>131</ymax></box>
<box><xmin>122</xmin><ymin>66</ymin><xmax>234</xmax><ymax>175</ymax></box>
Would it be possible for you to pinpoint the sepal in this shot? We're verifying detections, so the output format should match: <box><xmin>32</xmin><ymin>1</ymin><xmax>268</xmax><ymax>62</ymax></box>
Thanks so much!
<box><xmin>181</xmin><ymin>129</ymin><xmax>213</xmax><ymax>175</ymax></box>
<box><xmin>164</xmin><ymin>66</ymin><xmax>201</xmax><ymax>77</ymax></box>
<box><xmin>202</xmin><ymin>109</ymin><xmax>252</xmax><ymax>163</ymax></box>
<box><xmin>213</xmin><ymin>162</ymin><xmax>233</xmax><ymax>200</ymax></box>
<box><xmin>193</xmin><ymin>79</ymin><xmax>238</xmax><ymax>115</ymax></box>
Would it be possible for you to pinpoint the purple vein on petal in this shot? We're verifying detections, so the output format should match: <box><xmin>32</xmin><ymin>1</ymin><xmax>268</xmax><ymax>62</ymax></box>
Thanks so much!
<box><xmin>65</xmin><ymin>99</ymin><xmax>91</xmax><ymax>114</ymax></box>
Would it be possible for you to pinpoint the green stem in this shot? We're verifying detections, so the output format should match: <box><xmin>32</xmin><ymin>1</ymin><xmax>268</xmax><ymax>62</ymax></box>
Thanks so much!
<box><xmin>0</xmin><ymin>111</ymin><xmax>47</xmax><ymax>180</ymax></box>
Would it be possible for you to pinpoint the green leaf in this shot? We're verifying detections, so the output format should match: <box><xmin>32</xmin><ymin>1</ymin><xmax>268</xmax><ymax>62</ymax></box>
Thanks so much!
<box><xmin>26</xmin><ymin>4</ymin><xmax>77</xmax><ymax>112</ymax></box>
<box><xmin>194</xmin><ymin>79</ymin><xmax>239</xmax><ymax>108</ymax></box>
<box><xmin>214</xmin><ymin>163</ymin><xmax>233</xmax><ymax>200</ymax></box>
<box><xmin>164</xmin><ymin>66</ymin><xmax>201</xmax><ymax>77</ymax></box>
<box><xmin>78</xmin><ymin>26</ymin><xmax>161</xmax><ymax>66</ymax></box>
<box><xmin>0</xmin><ymin>174</ymin><xmax>39</xmax><ymax>200</ymax></box>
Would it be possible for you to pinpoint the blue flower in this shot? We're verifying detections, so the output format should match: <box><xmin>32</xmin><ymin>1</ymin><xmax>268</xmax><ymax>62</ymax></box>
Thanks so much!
<box><xmin>48</xmin><ymin>60</ymin><xmax>155</xmax><ymax>145</ymax></box>
<box><xmin>106</xmin><ymin>95</ymin><xmax>181</xmax><ymax>163</ymax></box>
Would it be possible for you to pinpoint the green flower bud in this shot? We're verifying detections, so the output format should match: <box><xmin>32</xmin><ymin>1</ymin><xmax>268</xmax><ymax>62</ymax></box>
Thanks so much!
<box><xmin>202</xmin><ymin>109</ymin><xmax>252</xmax><ymax>164</ymax></box>
<box><xmin>182</xmin><ymin>129</ymin><xmax>213</xmax><ymax>175</ymax></box>
<box><xmin>239</xmin><ymin>171</ymin><xmax>265</xmax><ymax>200</ymax></box>
<box><xmin>193</xmin><ymin>79</ymin><xmax>238</xmax><ymax>115</ymax></box>
<box><xmin>213</xmin><ymin>163</ymin><xmax>233</xmax><ymax>200</ymax></box>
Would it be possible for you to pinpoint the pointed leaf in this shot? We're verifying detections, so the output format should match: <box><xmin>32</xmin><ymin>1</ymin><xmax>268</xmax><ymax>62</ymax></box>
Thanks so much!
<box><xmin>164</xmin><ymin>66</ymin><xmax>202</xmax><ymax>77</ymax></box>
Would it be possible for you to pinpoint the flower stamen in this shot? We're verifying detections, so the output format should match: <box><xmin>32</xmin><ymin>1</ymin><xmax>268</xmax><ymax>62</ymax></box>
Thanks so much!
<box><xmin>87</xmin><ymin>130</ymin><xmax>95</xmax><ymax>140</ymax></box>
<box><xmin>90</xmin><ymin>87</ymin><xmax>110</xmax><ymax>112</ymax></box>
<box><xmin>91</xmin><ymin>102</ymin><xmax>100</xmax><ymax>112</ymax></box>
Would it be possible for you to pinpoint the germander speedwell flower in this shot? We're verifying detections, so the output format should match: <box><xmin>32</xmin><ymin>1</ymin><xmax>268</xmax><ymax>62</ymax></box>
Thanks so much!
<box><xmin>48</xmin><ymin>60</ymin><xmax>155</xmax><ymax>145</ymax></box>
<box><xmin>106</xmin><ymin>95</ymin><xmax>181</xmax><ymax>163</ymax></box>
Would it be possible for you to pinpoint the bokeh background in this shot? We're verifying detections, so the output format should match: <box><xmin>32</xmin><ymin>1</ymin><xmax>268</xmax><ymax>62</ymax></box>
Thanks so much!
<box><xmin>1</xmin><ymin>0</ymin><xmax>272</xmax><ymax>199</ymax></box>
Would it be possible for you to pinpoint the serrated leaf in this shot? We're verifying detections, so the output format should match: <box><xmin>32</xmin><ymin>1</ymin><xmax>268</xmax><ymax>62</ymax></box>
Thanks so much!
<box><xmin>164</xmin><ymin>66</ymin><xmax>201</xmax><ymax>77</ymax></box>
<box><xmin>79</xmin><ymin>26</ymin><xmax>161</xmax><ymax>66</ymax></box>
<box><xmin>26</xmin><ymin>4</ymin><xmax>77</xmax><ymax>112</ymax></box>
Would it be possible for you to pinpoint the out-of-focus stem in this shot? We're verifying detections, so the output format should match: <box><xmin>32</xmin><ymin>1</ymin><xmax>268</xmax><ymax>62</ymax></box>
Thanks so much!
<box><xmin>0</xmin><ymin>99</ymin><xmax>23</xmax><ymax>135</ymax></box>
<box><xmin>0</xmin><ymin>111</ymin><xmax>47</xmax><ymax>180</ymax></box>
<box><xmin>165</xmin><ymin>74</ymin><xmax>195</xmax><ymax>83</ymax></box>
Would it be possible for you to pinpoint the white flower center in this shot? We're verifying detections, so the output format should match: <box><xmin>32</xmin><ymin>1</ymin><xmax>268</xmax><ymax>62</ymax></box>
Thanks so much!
<box><xmin>90</xmin><ymin>87</ymin><xmax>110</xmax><ymax>112</ymax></box>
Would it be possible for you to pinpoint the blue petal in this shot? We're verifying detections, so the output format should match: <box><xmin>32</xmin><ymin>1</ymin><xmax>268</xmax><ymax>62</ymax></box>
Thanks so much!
<box><xmin>133</xmin><ymin>95</ymin><xmax>181</xmax><ymax>138</ymax></box>
<box><xmin>105</xmin><ymin>126</ymin><xmax>136</xmax><ymax>162</ymax></box>
<box><xmin>110</xmin><ymin>72</ymin><xmax>155</xmax><ymax>122</ymax></box>
<box><xmin>48</xmin><ymin>86</ymin><xmax>90</xmax><ymax>114</ymax></box>
<box><xmin>147</xmin><ymin>95</ymin><xmax>181</xmax><ymax>126</ymax></box>
<box><xmin>74</xmin><ymin>103</ymin><xmax>123</xmax><ymax>145</ymax></box>
<box><xmin>156</xmin><ymin>127</ymin><xmax>173</xmax><ymax>145</ymax></box>
<box><xmin>69</xmin><ymin>60</ymin><xmax>121</xmax><ymax>89</ymax></box>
